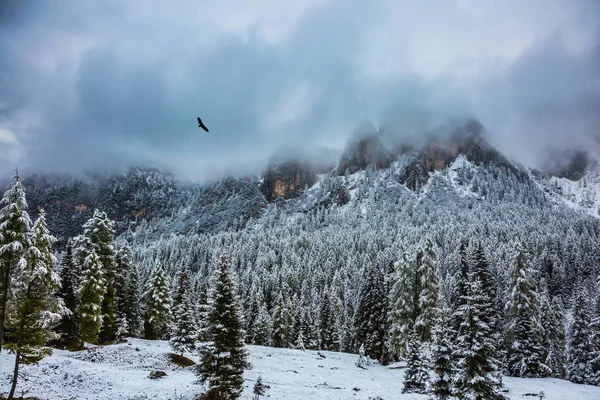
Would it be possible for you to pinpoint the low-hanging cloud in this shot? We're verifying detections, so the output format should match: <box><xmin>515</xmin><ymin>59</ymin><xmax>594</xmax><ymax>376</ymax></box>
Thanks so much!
<box><xmin>0</xmin><ymin>0</ymin><xmax>598</xmax><ymax>180</ymax></box>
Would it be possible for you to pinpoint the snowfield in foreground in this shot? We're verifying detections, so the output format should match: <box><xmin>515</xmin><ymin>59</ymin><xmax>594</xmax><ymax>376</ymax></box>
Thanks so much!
<box><xmin>1</xmin><ymin>339</ymin><xmax>599</xmax><ymax>400</ymax></box>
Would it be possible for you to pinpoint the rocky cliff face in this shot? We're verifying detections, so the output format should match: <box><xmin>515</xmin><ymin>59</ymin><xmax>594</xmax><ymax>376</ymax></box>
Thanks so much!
<box><xmin>260</xmin><ymin>160</ymin><xmax>317</xmax><ymax>202</ymax></box>
<box><xmin>336</xmin><ymin>135</ymin><xmax>393</xmax><ymax>175</ymax></box>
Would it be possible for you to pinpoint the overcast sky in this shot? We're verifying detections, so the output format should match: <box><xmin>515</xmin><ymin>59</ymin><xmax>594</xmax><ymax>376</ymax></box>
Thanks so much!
<box><xmin>0</xmin><ymin>0</ymin><xmax>599</xmax><ymax>180</ymax></box>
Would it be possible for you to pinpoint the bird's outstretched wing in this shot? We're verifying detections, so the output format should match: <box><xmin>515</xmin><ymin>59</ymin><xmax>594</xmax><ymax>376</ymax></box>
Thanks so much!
<box><xmin>197</xmin><ymin>117</ymin><xmax>209</xmax><ymax>132</ymax></box>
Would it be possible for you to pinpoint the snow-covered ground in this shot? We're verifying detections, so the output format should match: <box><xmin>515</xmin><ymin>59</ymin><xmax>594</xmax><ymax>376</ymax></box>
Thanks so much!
<box><xmin>1</xmin><ymin>339</ymin><xmax>599</xmax><ymax>400</ymax></box>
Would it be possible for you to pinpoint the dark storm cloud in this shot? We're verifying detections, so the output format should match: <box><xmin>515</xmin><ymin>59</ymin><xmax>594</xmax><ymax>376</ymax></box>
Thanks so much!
<box><xmin>0</xmin><ymin>0</ymin><xmax>599</xmax><ymax>180</ymax></box>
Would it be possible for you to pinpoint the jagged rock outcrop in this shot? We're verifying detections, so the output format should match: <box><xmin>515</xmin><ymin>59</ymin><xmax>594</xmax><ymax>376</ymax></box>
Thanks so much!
<box><xmin>260</xmin><ymin>160</ymin><xmax>317</xmax><ymax>202</ymax></box>
<box><xmin>398</xmin><ymin>157</ymin><xmax>430</xmax><ymax>191</ymax></box>
<box><xmin>337</xmin><ymin>135</ymin><xmax>393</xmax><ymax>175</ymax></box>
<box><xmin>395</xmin><ymin>119</ymin><xmax>527</xmax><ymax>191</ymax></box>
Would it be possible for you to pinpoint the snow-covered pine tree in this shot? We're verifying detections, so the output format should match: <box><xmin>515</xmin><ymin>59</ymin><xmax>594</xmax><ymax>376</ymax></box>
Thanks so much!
<box><xmin>354</xmin><ymin>262</ymin><xmax>387</xmax><ymax>362</ymax></box>
<box><xmin>57</xmin><ymin>238</ymin><xmax>80</xmax><ymax>345</ymax></box>
<box><xmin>245</xmin><ymin>279</ymin><xmax>262</xmax><ymax>344</ymax></box>
<box><xmin>540</xmin><ymin>288</ymin><xmax>567</xmax><ymax>378</ymax></box>
<box><xmin>451</xmin><ymin>240</ymin><xmax>470</xmax><ymax>333</ymax></box>
<box><xmin>388</xmin><ymin>251</ymin><xmax>417</xmax><ymax>358</ymax></box>
<box><xmin>567</xmin><ymin>284</ymin><xmax>594</xmax><ymax>385</ymax></box>
<box><xmin>169</xmin><ymin>265</ymin><xmax>197</xmax><ymax>354</ymax></box>
<box><xmin>0</xmin><ymin>172</ymin><xmax>32</xmax><ymax>354</ymax></box>
<box><xmin>318</xmin><ymin>288</ymin><xmax>338</xmax><ymax>351</ymax></box>
<box><xmin>415</xmin><ymin>239</ymin><xmax>439</xmax><ymax>342</ymax></box>
<box><xmin>114</xmin><ymin>243</ymin><xmax>132</xmax><ymax>340</ymax></box>
<box><xmin>505</xmin><ymin>242</ymin><xmax>549</xmax><ymax>377</ymax></box>
<box><xmin>126</xmin><ymin>261</ymin><xmax>142</xmax><ymax>337</ymax></box>
<box><xmin>79</xmin><ymin>249</ymin><xmax>105</xmax><ymax>344</ymax></box>
<box><xmin>272</xmin><ymin>291</ymin><xmax>291</xmax><ymax>348</ymax></box>
<box><xmin>143</xmin><ymin>262</ymin><xmax>172</xmax><ymax>340</ymax></box>
<box><xmin>82</xmin><ymin>210</ymin><xmax>117</xmax><ymax>343</ymax></box>
<box><xmin>430</xmin><ymin>312</ymin><xmax>454</xmax><ymax>400</ymax></box>
<box><xmin>470</xmin><ymin>243</ymin><xmax>503</xmax><ymax>361</ymax></box>
<box><xmin>196</xmin><ymin>282</ymin><xmax>210</xmax><ymax>342</ymax></box>
<box><xmin>5</xmin><ymin>210</ymin><xmax>64</xmax><ymax>399</ymax></box>
<box><xmin>253</xmin><ymin>303</ymin><xmax>272</xmax><ymax>346</ymax></box>
<box><xmin>401</xmin><ymin>331</ymin><xmax>429</xmax><ymax>394</ymax></box>
<box><xmin>453</xmin><ymin>278</ymin><xmax>505</xmax><ymax>400</ymax></box>
<box><xmin>197</xmin><ymin>251</ymin><xmax>247</xmax><ymax>399</ymax></box>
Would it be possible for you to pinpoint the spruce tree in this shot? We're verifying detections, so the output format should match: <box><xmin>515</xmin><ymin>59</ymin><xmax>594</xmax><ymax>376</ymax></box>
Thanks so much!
<box><xmin>451</xmin><ymin>240</ymin><xmax>470</xmax><ymax>333</ymax></box>
<box><xmin>272</xmin><ymin>292</ymin><xmax>291</xmax><ymax>348</ymax></box>
<box><xmin>388</xmin><ymin>252</ymin><xmax>417</xmax><ymax>357</ymax></box>
<box><xmin>245</xmin><ymin>280</ymin><xmax>262</xmax><ymax>344</ymax></box>
<box><xmin>567</xmin><ymin>286</ymin><xmax>594</xmax><ymax>385</ymax></box>
<box><xmin>126</xmin><ymin>262</ymin><xmax>142</xmax><ymax>337</ymax></box>
<box><xmin>57</xmin><ymin>238</ymin><xmax>80</xmax><ymax>345</ymax></box>
<box><xmin>253</xmin><ymin>303</ymin><xmax>272</xmax><ymax>346</ymax></box>
<box><xmin>79</xmin><ymin>249</ymin><xmax>105</xmax><ymax>344</ymax></box>
<box><xmin>197</xmin><ymin>282</ymin><xmax>210</xmax><ymax>342</ymax></box>
<box><xmin>0</xmin><ymin>172</ymin><xmax>32</xmax><ymax>355</ymax></box>
<box><xmin>197</xmin><ymin>251</ymin><xmax>247</xmax><ymax>399</ymax></box>
<box><xmin>401</xmin><ymin>331</ymin><xmax>429</xmax><ymax>394</ymax></box>
<box><xmin>470</xmin><ymin>243</ymin><xmax>503</xmax><ymax>361</ymax></box>
<box><xmin>114</xmin><ymin>244</ymin><xmax>131</xmax><ymax>340</ymax></box>
<box><xmin>540</xmin><ymin>291</ymin><xmax>567</xmax><ymax>378</ymax></box>
<box><xmin>5</xmin><ymin>210</ymin><xmax>64</xmax><ymax>399</ymax></box>
<box><xmin>415</xmin><ymin>239</ymin><xmax>439</xmax><ymax>342</ymax></box>
<box><xmin>505</xmin><ymin>243</ymin><xmax>549</xmax><ymax>377</ymax></box>
<box><xmin>430</xmin><ymin>314</ymin><xmax>454</xmax><ymax>400</ymax></box>
<box><xmin>453</xmin><ymin>278</ymin><xmax>504</xmax><ymax>400</ymax></box>
<box><xmin>143</xmin><ymin>262</ymin><xmax>172</xmax><ymax>340</ymax></box>
<box><xmin>355</xmin><ymin>262</ymin><xmax>387</xmax><ymax>362</ymax></box>
<box><xmin>169</xmin><ymin>265</ymin><xmax>197</xmax><ymax>354</ymax></box>
<box><xmin>318</xmin><ymin>289</ymin><xmax>338</xmax><ymax>351</ymax></box>
<box><xmin>83</xmin><ymin>210</ymin><xmax>117</xmax><ymax>343</ymax></box>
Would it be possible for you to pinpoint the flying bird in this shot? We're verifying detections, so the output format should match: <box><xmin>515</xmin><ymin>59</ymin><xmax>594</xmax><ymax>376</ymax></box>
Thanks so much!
<box><xmin>197</xmin><ymin>117</ymin><xmax>209</xmax><ymax>132</ymax></box>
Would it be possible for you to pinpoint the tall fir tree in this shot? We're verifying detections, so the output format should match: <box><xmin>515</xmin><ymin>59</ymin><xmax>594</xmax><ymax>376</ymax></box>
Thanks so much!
<box><xmin>453</xmin><ymin>278</ymin><xmax>505</xmax><ymax>400</ymax></box>
<box><xmin>451</xmin><ymin>240</ymin><xmax>470</xmax><ymax>333</ymax></box>
<box><xmin>197</xmin><ymin>251</ymin><xmax>247</xmax><ymax>399</ymax></box>
<box><xmin>5</xmin><ymin>210</ymin><xmax>64</xmax><ymax>399</ymax></box>
<box><xmin>540</xmin><ymin>290</ymin><xmax>567</xmax><ymax>378</ymax></box>
<box><xmin>143</xmin><ymin>262</ymin><xmax>172</xmax><ymax>340</ymax></box>
<box><xmin>415</xmin><ymin>239</ymin><xmax>439</xmax><ymax>342</ymax></box>
<box><xmin>114</xmin><ymin>243</ymin><xmax>131</xmax><ymax>340</ymax></box>
<box><xmin>57</xmin><ymin>238</ymin><xmax>80</xmax><ymax>345</ymax></box>
<box><xmin>79</xmin><ymin>249</ymin><xmax>105</xmax><ymax>344</ymax></box>
<box><xmin>82</xmin><ymin>210</ymin><xmax>117</xmax><ymax>343</ymax></box>
<box><xmin>244</xmin><ymin>279</ymin><xmax>262</xmax><ymax>344</ymax></box>
<box><xmin>196</xmin><ymin>282</ymin><xmax>211</xmax><ymax>342</ymax></box>
<box><xmin>126</xmin><ymin>262</ymin><xmax>142</xmax><ymax>337</ymax></box>
<box><xmin>567</xmin><ymin>285</ymin><xmax>595</xmax><ymax>385</ymax></box>
<box><xmin>470</xmin><ymin>243</ymin><xmax>503</xmax><ymax>361</ymax></box>
<box><xmin>430</xmin><ymin>313</ymin><xmax>454</xmax><ymax>400</ymax></box>
<box><xmin>355</xmin><ymin>262</ymin><xmax>387</xmax><ymax>362</ymax></box>
<box><xmin>401</xmin><ymin>331</ymin><xmax>429</xmax><ymax>394</ymax></box>
<box><xmin>253</xmin><ymin>303</ymin><xmax>272</xmax><ymax>346</ymax></box>
<box><xmin>388</xmin><ymin>252</ymin><xmax>417</xmax><ymax>357</ymax></box>
<box><xmin>169</xmin><ymin>265</ymin><xmax>197</xmax><ymax>354</ymax></box>
<box><xmin>318</xmin><ymin>288</ymin><xmax>339</xmax><ymax>351</ymax></box>
<box><xmin>272</xmin><ymin>291</ymin><xmax>291</xmax><ymax>348</ymax></box>
<box><xmin>505</xmin><ymin>243</ymin><xmax>549</xmax><ymax>377</ymax></box>
<box><xmin>0</xmin><ymin>172</ymin><xmax>32</xmax><ymax>355</ymax></box>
